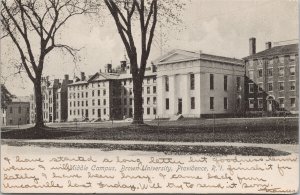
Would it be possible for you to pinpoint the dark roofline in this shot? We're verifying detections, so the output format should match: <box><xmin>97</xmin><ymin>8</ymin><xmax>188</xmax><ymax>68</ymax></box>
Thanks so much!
<box><xmin>244</xmin><ymin>43</ymin><xmax>298</xmax><ymax>60</ymax></box>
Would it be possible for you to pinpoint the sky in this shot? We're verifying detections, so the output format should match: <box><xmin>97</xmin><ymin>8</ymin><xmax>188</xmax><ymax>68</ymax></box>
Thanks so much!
<box><xmin>1</xmin><ymin>0</ymin><xmax>298</xmax><ymax>97</ymax></box>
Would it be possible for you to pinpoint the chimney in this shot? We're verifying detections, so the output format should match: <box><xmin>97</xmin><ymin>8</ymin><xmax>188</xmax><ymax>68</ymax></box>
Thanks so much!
<box><xmin>265</xmin><ymin>42</ymin><xmax>272</xmax><ymax>50</ymax></box>
<box><xmin>105</xmin><ymin>64</ymin><xmax>112</xmax><ymax>73</ymax></box>
<box><xmin>120</xmin><ymin>61</ymin><xmax>126</xmax><ymax>72</ymax></box>
<box><xmin>151</xmin><ymin>63</ymin><xmax>157</xmax><ymax>72</ymax></box>
<box><xmin>99</xmin><ymin>69</ymin><xmax>102</xmax><ymax>73</ymax></box>
<box><xmin>80</xmin><ymin>72</ymin><xmax>85</xmax><ymax>81</ymax></box>
<box><xmin>249</xmin><ymin>37</ymin><xmax>256</xmax><ymax>55</ymax></box>
<box><xmin>64</xmin><ymin>74</ymin><xmax>69</xmax><ymax>81</ymax></box>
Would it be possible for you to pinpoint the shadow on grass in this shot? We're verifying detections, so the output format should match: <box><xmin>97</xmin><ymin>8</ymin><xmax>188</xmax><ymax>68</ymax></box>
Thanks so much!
<box><xmin>1</xmin><ymin>126</ymin><xmax>84</xmax><ymax>139</ymax></box>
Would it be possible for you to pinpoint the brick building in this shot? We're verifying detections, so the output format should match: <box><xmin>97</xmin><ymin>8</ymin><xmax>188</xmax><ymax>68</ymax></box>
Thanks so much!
<box><xmin>67</xmin><ymin>61</ymin><xmax>157</xmax><ymax>121</ymax></box>
<box><xmin>244</xmin><ymin>38</ymin><xmax>298</xmax><ymax>115</ymax></box>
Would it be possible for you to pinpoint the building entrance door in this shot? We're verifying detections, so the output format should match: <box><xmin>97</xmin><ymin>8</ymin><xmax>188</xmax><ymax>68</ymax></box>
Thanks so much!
<box><xmin>178</xmin><ymin>98</ymin><xmax>182</xmax><ymax>114</ymax></box>
<box><xmin>267</xmin><ymin>96</ymin><xmax>274</xmax><ymax>112</ymax></box>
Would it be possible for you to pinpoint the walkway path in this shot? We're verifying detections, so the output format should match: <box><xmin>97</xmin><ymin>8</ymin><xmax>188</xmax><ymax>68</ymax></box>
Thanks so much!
<box><xmin>3</xmin><ymin>139</ymin><xmax>298</xmax><ymax>154</ymax></box>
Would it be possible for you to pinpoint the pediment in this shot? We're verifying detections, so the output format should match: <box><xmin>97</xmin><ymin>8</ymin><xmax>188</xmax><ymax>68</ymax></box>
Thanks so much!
<box><xmin>155</xmin><ymin>49</ymin><xmax>200</xmax><ymax>64</ymax></box>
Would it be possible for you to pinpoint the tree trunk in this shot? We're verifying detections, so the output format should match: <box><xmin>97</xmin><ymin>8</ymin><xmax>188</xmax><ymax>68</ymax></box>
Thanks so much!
<box><xmin>132</xmin><ymin>78</ymin><xmax>144</xmax><ymax>124</ymax></box>
<box><xmin>34</xmin><ymin>79</ymin><xmax>45</xmax><ymax>128</ymax></box>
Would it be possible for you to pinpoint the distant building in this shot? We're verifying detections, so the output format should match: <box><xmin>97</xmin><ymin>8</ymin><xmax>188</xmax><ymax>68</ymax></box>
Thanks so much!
<box><xmin>153</xmin><ymin>49</ymin><xmax>245</xmax><ymax>118</ymax></box>
<box><xmin>67</xmin><ymin>62</ymin><xmax>157</xmax><ymax>121</ymax></box>
<box><xmin>30</xmin><ymin>75</ymin><xmax>72</xmax><ymax>123</ymax></box>
<box><xmin>6</xmin><ymin>97</ymin><xmax>30</xmax><ymax>126</ymax></box>
<box><xmin>1</xmin><ymin>109</ymin><xmax>6</xmax><ymax>126</ymax></box>
<box><xmin>244</xmin><ymin>38</ymin><xmax>298</xmax><ymax>115</ymax></box>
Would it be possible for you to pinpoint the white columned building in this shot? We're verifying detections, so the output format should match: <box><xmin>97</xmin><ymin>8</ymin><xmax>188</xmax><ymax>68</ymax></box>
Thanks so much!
<box><xmin>154</xmin><ymin>49</ymin><xmax>245</xmax><ymax>118</ymax></box>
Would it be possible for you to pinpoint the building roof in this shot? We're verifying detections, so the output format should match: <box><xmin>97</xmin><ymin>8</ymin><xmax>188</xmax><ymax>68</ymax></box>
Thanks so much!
<box><xmin>153</xmin><ymin>49</ymin><xmax>243</xmax><ymax>66</ymax></box>
<box><xmin>12</xmin><ymin>96</ymin><xmax>30</xmax><ymax>103</ymax></box>
<box><xmin>244</xmin><ymin>44</ymin><xmax>299</xmax><ymax>60</ymax></box>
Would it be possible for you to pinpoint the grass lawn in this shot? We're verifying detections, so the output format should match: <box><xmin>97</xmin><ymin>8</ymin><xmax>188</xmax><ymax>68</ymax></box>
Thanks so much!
<box><xmin>2</xmin><ymin>117</ymin><xmax>298</xmax><ymax>144</ymax></box>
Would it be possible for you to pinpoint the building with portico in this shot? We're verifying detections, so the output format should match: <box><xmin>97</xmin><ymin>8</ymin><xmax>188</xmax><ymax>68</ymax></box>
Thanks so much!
<box><xmin>154</xmin><ymin>49</ymin><xmax>245</xmax><ymax>118</ymax></box>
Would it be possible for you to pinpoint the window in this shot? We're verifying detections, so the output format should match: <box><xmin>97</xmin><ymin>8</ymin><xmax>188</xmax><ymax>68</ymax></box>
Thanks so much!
<box><xmin>290</xmin><ymin>81</ymin><xmax>296</xmax><ymax>91</ymax></box>
<box><xmin>129</xmin><ymin>88</ymin><xmax>132</xmax><ymax>95</ymax></box>
<box><xmin>124</xmin><ymin>80</ymin><xmax>127</xmax><ymax>85</ymax></box>
<box><xmin>153</xmin><ymin>108</ymin><xmax>156</xmax><ymax>115</ymax></box>
<box><xmin>86</xmin><ymin>100</ymin><xmax>88</xmax><ymax>106</ymax></box>
<box><xmin>248</xmin><ymin>70</ymin><xmax>254</xmax><ymax>80</ymax></box>
<box><xmin>98</xmin><ymin>99</ymin><xmax>100</xmax><ymax>105</ymax></box>
<box><xmin>77</xmin><ymin>93</ymin><xmax>80</xmax><ymax>98</ymax></box>
<box><xmin>258</xmin><ymin>98</ymin><xmax>263</xmax><ymax>108</ymax></box>
<box><xmin>153</xmin><ymin>78</ymin><xmax>156</xmax><ymax>83</ymax></box>
<box><xmin>166</xmin><ymin>98</ymin><xmax>169</xmax><ymax>110</ymax></box>
<box><xmin>86</xmin><ymin>92</ymin><xmax>88</xmax><ymax>98</ymax></box>
<box><xmin>153</xmin><ymin>86</ymin><xmax>156</xmax><ymax>94</ymax></box>
<box><xmin>147</xmin><ymin>87</ymin><xmax>150</xmax><ymax>94</ymax></box>
<box><xmin>258</xmin><ymin>83</ymin><xmax>263</xmax><ymax>93</ymax></box>
<box><xmin>290</xmin><ymin>98</ymin><xmax>296</xmax><ymax>107</ymax></box>
<box><xmin>70</xmin><ymin>110</ymin><xmax>72</xmax><ymax>115</ymax></box>
<box><xmin>98</xmin><ymin>90</ymin><xmax>100</xmax><ymax>96</ymax></box>
<box><xmin>104</xmin><ymin>99</ymin><xmax>106</xmax><ymax>105</ymax></box>
<box><xmin>142</xmin><ymin>87</ymin><xmax>144</xmax><ymax>94</ymax></box>
<box><xmin>92</xmin><ymin>109</ymin><xmax>95</xmax><ymax>115</ymax></box>
<box><xmin>81</xmin><ymin>92</ymin><xmax>84</xmax><ymax>98</ymax></box>
<box><xmin>191</xmin><ymin>97</ymin><xmax>195</xmax><ymax>109</ymax></box>
<box><xmin>279</xmin><ymin>98</ymin><xmax>285</xmax><ymax>108</ymax></box>
<box><xmin>210</xmin><ymin>97</ymin><xmax>214</xmax><ymax>110</ymax></box>
<box><xmin>267</xmin><ymin>83</ymin><xmax>273</xmax><ymax>92</ymax></box>
<box><xmin>92</xmin><ymin>90</ymin><xmax>94</xmax><ymax>97</ymax></box>
<box><xmin>124</xmin><ymin>98</ymin><xmax>127</xmax><ymax>105</ymax></box>
<box><xmin>279</xmin><ymin>82</ymin><xmax>284</xmax><ymax>91</ymax></box>
<box><xmin>153</xmin><ymin>97</ymin><xmax>157</xmax><ymax>105</ymax></box>
<box><xmin>130</xmin><ymin>98</ymin><xmax>133</xmax><ymax>105</ymax></box>
<box><xmin>147</xmin><ymin>78</ymin><xmax>150</xmax><ymax>84</ymax></box>
<box><xmin>123</xmin><ymin>88</ymin><xmax>127</xmax><ymax>95</ymax></box>
<box><xmin>267</xmin><ymin>68</ymin><xmax>273</xmax><ymax>77</ymax></box>
<box><xmin>236</xmin><ymin>77</ymin><xmax>241</xmax><ymax>91</ymax></box>
<box><xmin>77</xmin><ymin>101</ymin><xmax>80</xmax><ymax>106</ymax></box>
<box><xmin>104</xmin><ymin>108</ymin><xmax>106</xmax><ymax>115</ymax></box>
<box><xmin>103</xmin><ymin>89</ymin><xmax>106</xmax><ymax>96</ymax></box>
<box><xmin>98</xmin><ymin>109</ymin><xmax>101</xmax><ymax>117</ymax></box>
<box><xmin>210</xmin><ymin>74</ymin><xmax>214</xmax><ymax>90</ymax></box>
<box><xmin>224</xmin><ymin>97</ymin><xmax>228</xmax><ymax>110</ymax></box>
<box><xmin>249</xmin><ymin>99</ymin><xmax>254</xmax><ymax>108</ymax></box>
<box><xmin>279</xmin><ymin>67</ymin><xmax>284</xmax><ymax>77</ymax></box>
<box><xmin>165</xmin><ymin>77</ymin><xmax>169</xmax><ymax>91</ymax></box>
<box><xmin>190</xmin><ymin>74</ymin><xmax>195</xmax><ymax>90</ymax></box>
<box><xmin>224</xmin><ymin>75</ymin><xmax>227</xmax><ymax>91</ymax></box>
<box><xmin>70</xmin><ymin>102</ymin><xmax>72</xmax><ymax>107</ymax></box>
<box><xmin>258</xmin><ymin>69</ymin><xmax>263</xmax><ymax>78</ymax></box>
<box><xmin>249</xmin><ymin>83</ymin><xmax>254</xmax><ymax>93</ymax></box>
<box><xmin>82</xmin><ymin>101</ymin><xmax>84</xmax><ymax>106</ymax></box>
<box><xmin>147</xmin><ymin>97</ymin><xmax>150</xmax><ymax>105</ymax></box>
<box><xmin>290</xmin><ymin>66</ymin><xmax>295</xmax><ymax>76</ymax></box>
<box><xmin>147</xmin><ymin>107</ymin><xmax>150</xmax><ymax>115</ymax></box>
<box><xmin>92</xmin><ymin>100</ymin><xmax>95</xmax><ymax>106</ymax></box>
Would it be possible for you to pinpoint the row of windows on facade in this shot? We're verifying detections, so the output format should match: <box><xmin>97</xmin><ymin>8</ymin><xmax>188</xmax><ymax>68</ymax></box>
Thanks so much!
<box><xmin>69</xmin><ymin>96</ymin><xmax>157</xmax><ymax>107</ymax></box>
<box><xmin>248</xmin><ymin>66</ymin><xmax>296</xmax><ymax>79</ymax></box>
<box><xmin>248</xmin><ymin>81</ymin><xmax>296</xmax><ymax>93</ymax></box>
<box><xmin>248</xmin><ymin>98</ymin><xmax>296</xmax><ymax>109</ymax></box>
<box><xmin>69</xmin><ymin>106</ymin><xmax>157</xmax><ymax>117</ymax></box>
<box><xmin>68</xmin><ymin>77</ymin><xmax>156</xmax><ymax>91</ymax></box>
<box><xmin>69</xmin><ymin>90</ymin><xmax>106</xmax><ymax>99</ymax></box>
<box><xmin>164</xmin><ymin>97</ymin><xmax>234</xmax><ymax>111</ymax></box>
<box><xmin>8</xmin><ymin>107</ymin><xmax>30</xmax><ymax>114</ymax></box>
<box><xmin>165</xmin><ymin>74</ymin><xmax>242</xmax><ymax>92</ymax></box>
<box><xmin>248</xmin><ymin>55</ymin><xmax>297</xmax><ymax>67</ymax></box>
<box><xmin>118</xmin><ymin>86</ymin><xmax>157</xmax><ymax>96</ymax></box>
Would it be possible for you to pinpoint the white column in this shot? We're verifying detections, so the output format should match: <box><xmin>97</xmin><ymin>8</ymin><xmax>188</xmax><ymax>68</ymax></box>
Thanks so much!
<box><xmin>169</xmin><ymin>75</ymin><xmax>176</xmax><ymax>115</ymax></box>
<box><xmin>183</xmin><ymin>74</ymin><xmax>190</xmax><ymax>115</ymax></box>
<box><xmin>157</xmin><ymin>76</ymin><xmax>165</xmax><ymax>117</ymax></box>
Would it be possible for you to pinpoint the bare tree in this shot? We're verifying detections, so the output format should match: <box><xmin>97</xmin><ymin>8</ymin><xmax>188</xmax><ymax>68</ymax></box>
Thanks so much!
<box><xmin>1</xmin><ymin>0</ymin><xmax>95</xmax><ymax>128</ymax></box>
<box><xmin>104</xmin><ymin>0</ymin><xmax>184</xmax><ymax>124</ymax></box>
